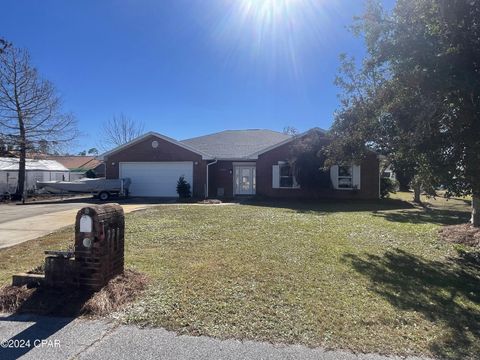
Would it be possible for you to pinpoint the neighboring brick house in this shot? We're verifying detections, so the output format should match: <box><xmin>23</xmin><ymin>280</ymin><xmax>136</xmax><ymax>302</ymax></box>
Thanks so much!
<box><xmin>100</xmin><ymin>128</ymin><xmax>380</xmax><ymax>199</ymax></box>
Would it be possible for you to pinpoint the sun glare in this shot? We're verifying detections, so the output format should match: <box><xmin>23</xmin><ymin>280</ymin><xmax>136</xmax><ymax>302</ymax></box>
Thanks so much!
<box><xmin>240</xmin><ymin>0</ymin><xmax>301</xmax><ymax>21</ymax></box>
<box><xmin>212</xmin><ymin>0</ymin><xmax>335</xmax><ymax>79</ymax></box>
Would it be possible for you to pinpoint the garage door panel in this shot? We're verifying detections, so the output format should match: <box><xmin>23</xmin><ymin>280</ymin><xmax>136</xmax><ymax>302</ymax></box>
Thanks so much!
<box><xmin>120</xmin><ymin>162</ymin><xmax>193</xmax><ymax>197</ymax></box>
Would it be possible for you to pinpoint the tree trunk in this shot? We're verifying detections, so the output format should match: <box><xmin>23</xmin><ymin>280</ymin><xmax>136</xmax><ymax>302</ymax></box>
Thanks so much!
<box><xmin>15</xmin><ymin>129</ymin><xmax>26</xmax><ymax>201</ymax></box>
<box><xmin>472</xmin><ymin>194</ymin><xmax>480</xmax><ymax>227</ymax></box>
<box><xmin>14</xmin><ymin>97</ymin><xmax>26</xmax><ymax>201</ymax></box>
<box><xmin>413</xmin><ymin>183</ymin><xmax>421</xmax><ymax>203</ymax></box>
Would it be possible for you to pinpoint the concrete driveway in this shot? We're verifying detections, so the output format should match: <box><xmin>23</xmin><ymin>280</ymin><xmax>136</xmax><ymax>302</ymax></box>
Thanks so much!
<box><xmin>0</xmin><ymin>198</ymin><xmax>153</xmax><ymax>249</ymax></box>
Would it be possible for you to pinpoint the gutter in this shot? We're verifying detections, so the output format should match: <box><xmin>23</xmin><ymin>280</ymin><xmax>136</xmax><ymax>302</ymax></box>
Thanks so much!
<box><xmin>206</xmin><ymin>159</ymin><xmax>218</xmax><ymax>199</ymax></box>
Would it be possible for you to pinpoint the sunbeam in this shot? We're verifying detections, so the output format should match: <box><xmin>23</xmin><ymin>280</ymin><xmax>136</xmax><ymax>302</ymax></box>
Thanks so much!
<box><xmin>211</xmin><ymin>0</ymin><xmax>339</xmax><ymax>80</ymax></box>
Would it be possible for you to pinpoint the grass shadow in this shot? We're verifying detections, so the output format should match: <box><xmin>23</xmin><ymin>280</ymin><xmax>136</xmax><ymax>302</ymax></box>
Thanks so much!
<box><xmin>245</xmin><ymin>193</ymin><xmax>472</xmax><ymax>227</ymax></box>
<box><xmin>244</xmin><ymin>198</ymin><xmax>414</xmax><ymax>214</ymax></box>
<box><xmin>372</xmin><ymin>208</ymin><xmax>471</xmax><ymax>226</ymax></box>
<box><xmin>245</xmin><ymin>196</ymin><xmax>470</xmax><ymax>226</ymax></box>
<box><xmin>344</xmin><ymin>249</ymin><xmax>480</xmax><ymax>359</ymax></box>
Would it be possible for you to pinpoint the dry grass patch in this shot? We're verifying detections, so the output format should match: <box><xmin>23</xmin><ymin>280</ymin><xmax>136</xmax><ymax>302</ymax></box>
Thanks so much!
<box><xmin>82</xmin><ymin>269</ymin><xmax>149</xmax><ymax>316</ymax></box>
<box><xmin>0</xmin><ymin>284</ymin><xmax>35</xmax><ymax>313</ymax></box>
<box><xmin>440</xmin><ymin>224</ymin><xmax>480</xmax><ymax>247</ymax></box>
<box><xmin>0</xmin><ymin>269</ymin><xmax>148</xmax><ymax>317</ymax></box>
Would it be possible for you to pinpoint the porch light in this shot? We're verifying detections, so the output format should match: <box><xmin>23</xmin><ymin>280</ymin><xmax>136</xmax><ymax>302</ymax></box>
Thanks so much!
<box><xmin>82</xmin><ymin>237</ymin><xmax>92</xmax><ymax>249</ymax></box>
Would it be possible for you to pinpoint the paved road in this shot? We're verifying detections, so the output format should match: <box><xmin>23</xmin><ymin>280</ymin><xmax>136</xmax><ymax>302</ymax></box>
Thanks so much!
<box><xmin>0</xmin><ymin>314</ymin><xmax>430</xmax><ymax>360</ymax></box>
<box><xmin>0</xmin><ymin>199</ymin><xmax>152</xmax><ymax>249</ymax></box>
<box><xmin>0</xmin><ymin>201</ymin><xmax>94</xmax><ymax>225</ymax></box>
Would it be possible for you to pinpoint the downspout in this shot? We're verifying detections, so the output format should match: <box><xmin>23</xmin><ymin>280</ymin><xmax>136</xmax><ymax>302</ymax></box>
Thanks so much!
<box><xmin>206</xmin><ymin>159</ymin><xmax>218</xmax><ymax>199</ymax></box>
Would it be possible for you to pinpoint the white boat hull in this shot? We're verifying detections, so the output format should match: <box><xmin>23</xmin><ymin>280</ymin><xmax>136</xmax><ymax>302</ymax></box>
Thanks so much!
<box><xmin>36</xmin><ymin>178</ymin><xmax>131</xmax><ymax>195</ymax></box>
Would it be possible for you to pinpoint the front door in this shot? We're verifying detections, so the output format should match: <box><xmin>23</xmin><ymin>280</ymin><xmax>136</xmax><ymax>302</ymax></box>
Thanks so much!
<box><xmin>234</xmin><ymin>166</ymin><xmax>256</xmax><ymax>195</ymax></box>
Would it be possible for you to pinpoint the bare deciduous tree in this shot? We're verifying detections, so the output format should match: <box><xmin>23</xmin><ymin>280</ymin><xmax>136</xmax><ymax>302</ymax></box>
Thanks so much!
<box><xmin>100</xmin><ymin>113</ymin><xmax>145</xmax><ymax>150</ymax></box>
<box><xmin>0</xmin><ymin>38</ymin><xmax>9</xmax><ymax>54</ymax></box>
<box><xmin>0</xmin><ymin>46</ymin><xmax>78</xmax><ymax>199</ymax></box>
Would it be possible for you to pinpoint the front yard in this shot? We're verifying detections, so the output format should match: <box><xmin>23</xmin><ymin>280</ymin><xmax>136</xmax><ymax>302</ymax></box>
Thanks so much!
<box><xmin>1</xmin><ymin>194</ymin><xmax>478</xmax><ymax>359</ymax></box>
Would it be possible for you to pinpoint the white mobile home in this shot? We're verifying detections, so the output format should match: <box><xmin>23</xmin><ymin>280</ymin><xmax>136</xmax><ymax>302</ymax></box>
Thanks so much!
<box><xmin>0</xmin><ymin>157</ymin><xmax>70</xmax><ymax>194</ymax></box>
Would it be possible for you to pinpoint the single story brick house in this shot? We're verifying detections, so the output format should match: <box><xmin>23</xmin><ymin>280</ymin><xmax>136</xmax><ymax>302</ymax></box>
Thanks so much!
<box><xmin>100</xmin><ymin>128</ymin><xmax>380</xmax><ymax>199</ymax></box>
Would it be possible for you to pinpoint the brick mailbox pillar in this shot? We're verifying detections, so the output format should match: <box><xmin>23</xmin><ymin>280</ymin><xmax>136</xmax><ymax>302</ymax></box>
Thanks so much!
<box><xmin>74</xmin><ymin>203</ymin><xmax>125</xmax><ymax>290</ymax></box>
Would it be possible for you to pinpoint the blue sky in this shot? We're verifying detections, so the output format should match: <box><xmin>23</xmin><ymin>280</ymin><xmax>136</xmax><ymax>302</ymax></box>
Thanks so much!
<box><xmin>2</xmin><ymin>0</ymin><xmax>393</xmax><ymax>153</ymax></box>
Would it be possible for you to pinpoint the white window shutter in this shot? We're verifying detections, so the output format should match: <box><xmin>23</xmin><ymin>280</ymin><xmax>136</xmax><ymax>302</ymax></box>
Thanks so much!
<box><xmin>353</xmin><ymin>165</ymin><xmax>361</xmax><ymax>189</ymax></box>
<box><xmin>330</xmin><ymin>165</ymin><xmax>339</xmax><ymax>189</ymax></box>
<box><xmin>272</xmin><ymin>165</ymin><xmax>280</xmax><ymax>189</ymax></box>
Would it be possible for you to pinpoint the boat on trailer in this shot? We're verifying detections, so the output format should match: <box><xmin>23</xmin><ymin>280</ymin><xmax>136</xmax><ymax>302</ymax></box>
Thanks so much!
<box><xmin>36</xmin><ymin>178</ymin><xmax>131</xmax><ymax>201</ymax></box>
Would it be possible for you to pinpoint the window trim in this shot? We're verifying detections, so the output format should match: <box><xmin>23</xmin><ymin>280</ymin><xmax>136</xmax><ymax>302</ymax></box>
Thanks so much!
<box><xmin>278</xmin><ymin>162</ymin><xmax>300</xmax><ymax>189</ymax></box>
<box><xmin>337</xmin><ymin>165</ymin><xmax>354</xmax><ymax>190</ymax></box>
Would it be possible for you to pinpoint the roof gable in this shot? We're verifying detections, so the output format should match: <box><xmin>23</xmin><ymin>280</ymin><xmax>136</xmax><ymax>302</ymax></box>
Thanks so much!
<box><xmin>99</xmin><ymin>132</ymin><xmax>213</xmax><ymax>160</ymax></box>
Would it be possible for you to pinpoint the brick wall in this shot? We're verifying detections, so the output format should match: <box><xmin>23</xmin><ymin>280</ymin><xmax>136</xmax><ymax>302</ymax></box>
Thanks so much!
<box><xmin>256</xmin><ymin>140</ymin><xmax>380</xmax><ymax>200</ymax></box>
<box><xmin>208</xmin><ymin>160</ymin><xmax>234</xmax><ymax>198</ymax></box>
<box><xmin>105</xmin><ymin>135</ymin><xmax>207</xmax><ymax>198</ymax></box>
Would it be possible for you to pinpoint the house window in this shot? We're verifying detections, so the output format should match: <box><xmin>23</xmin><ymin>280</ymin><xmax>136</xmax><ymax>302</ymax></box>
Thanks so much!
<box><xmin>279</xmin><ymin>163</ymin><xmax>298</xmax><ymax>188</ymax></box>
<box><xmin>338</xmin><ymin>165</ymin><xmax>353</xmax><ymax>189</ymax></box>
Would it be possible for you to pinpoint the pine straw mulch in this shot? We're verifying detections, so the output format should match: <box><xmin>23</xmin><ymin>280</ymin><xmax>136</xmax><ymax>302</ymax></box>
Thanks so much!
<box><xmin>0</xmin><ymin>269</ymin><xmax>148</xmax><ymax>317</ymax></box>
<box><xmin>439</xmin><ymin>223</ymin><xmax>480</xmax><ymax>247</ymax></box>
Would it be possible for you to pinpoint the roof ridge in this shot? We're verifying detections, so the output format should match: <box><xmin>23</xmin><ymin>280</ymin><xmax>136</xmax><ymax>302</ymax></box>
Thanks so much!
<box><xmin>180</xmin><ymin>129</ymin><xmax>286</xmax><ymax>142</ymax></box>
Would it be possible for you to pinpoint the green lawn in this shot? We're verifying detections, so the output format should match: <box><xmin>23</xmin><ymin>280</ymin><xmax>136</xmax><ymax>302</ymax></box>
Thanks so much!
<box><xmin>1</xmin><ymin>194</ymin><xmax>479</xmax><ymax>359</ymax></box>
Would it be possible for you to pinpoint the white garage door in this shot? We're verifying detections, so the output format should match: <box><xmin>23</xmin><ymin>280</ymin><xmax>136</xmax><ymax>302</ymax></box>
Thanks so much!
<box><xmin>120</xmin><ymin>162</ymin><xmax>193</xmax><ymax>197</ymax></box>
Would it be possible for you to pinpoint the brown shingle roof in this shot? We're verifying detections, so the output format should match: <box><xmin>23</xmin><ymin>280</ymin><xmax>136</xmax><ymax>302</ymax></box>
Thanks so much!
<box><xmin>42</xmin><ymin>156</ymin><xmax>102</xmax><ymax>170</ymax></box>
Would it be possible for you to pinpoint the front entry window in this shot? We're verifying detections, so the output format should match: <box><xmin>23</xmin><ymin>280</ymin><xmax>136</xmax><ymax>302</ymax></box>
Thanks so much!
<box><xmin>234</xmin><ymin>166</ymin><xmax>256</xmax><ymax>195</ymax></box>
<box><xmin>241</xmin><ymin>168</ymin><xmax>251</xmax><ymax>191</ymax></box>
